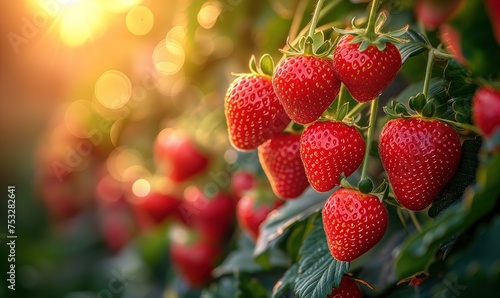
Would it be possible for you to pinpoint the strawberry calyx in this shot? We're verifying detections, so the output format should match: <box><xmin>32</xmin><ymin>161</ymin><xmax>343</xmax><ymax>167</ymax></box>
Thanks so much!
<box><xmin>334</xmin><ymin>11</ymin><xmax>408</xmax><ymax>52</ymax></box>
<box><xmin>339</xmin><ymin>176</ymin><xmax>389</xmax><ymax>202</ymax></box>
<box><xmin>282</xmin><ymin>31</ymin><xmax>335</xmax><ymax>58</ymax></box>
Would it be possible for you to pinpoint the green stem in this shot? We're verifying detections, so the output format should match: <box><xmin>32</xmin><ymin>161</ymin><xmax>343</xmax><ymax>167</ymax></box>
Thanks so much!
<box><xmin>337</xmin><ymin>84</ymin><xmax>346</xmax><ymax>114</ymax></box>
<box><xmin>433</xmin><ymin>49</ymin><xmax>455</xmax><ymax>60</ymax></box>
<box><xmin>422</xmin><ymin>49</ymin><xmax>435</xmax><ymax>98</ymax></box>
<box><xmin>408</xmin><ymin>211</ymin><xmax>422</xmax><ymax>232</ymax></box>
<box><xmin>436</xmin><ymin>118</ymin><xmax>481</xmax><ymax>135</ymax></box>
<box><xmin>365</xmin><ymin>0</ymin><xmax>381</xmax><ymax>41</ymax></box>
<box><xmin>307</xmin><ymin>0</ymin><xmax>326</xmax><ymax>38</ymax></box>
<box><xmin>360</xmin><ymin>98</ymin><xmax>379</xmax><ymax>181</ymax></box>
<box><xmin>346</xmin><ymin>102</ymin><xmax>369</xmax><ymax>119</ymax></box>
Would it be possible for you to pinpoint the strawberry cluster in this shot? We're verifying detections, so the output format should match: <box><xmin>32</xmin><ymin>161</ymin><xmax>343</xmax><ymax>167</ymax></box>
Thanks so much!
<box><xmin>223</xmin><ymin>1</ymin><xmax>469</xmax><ymax>294</ymax></box>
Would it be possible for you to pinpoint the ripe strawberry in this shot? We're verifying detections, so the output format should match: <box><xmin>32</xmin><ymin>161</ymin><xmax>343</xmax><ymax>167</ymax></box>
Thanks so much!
<box><xmin>180</xmin><ymin>187</ymin><xmax>235</xmax><ymax>241</ymax></box>
<box><xmin>472</xmin><ymin>86</ymin><xmax>500</xmax><ymax>137</ymax></box>
<box><xmin>169</xmin><ymin>227</ymin><xmax>222</xmax><ymax>288</ymax></box>
<box><xmin>415</xmin><ymin>0</ymin><xmax>462</xmax><ymax>30</ymax></box>
<box><xmin>327</xmin><ymin>276</ymin><xmax>363</xmax><ymax>298</ymax></box>
<box><xmin>230</xmin><ymin>170</ymin><xmax>257</xmax><ymax>200</ymax></box>
<box><xmin>485</xmin><ymin>0</ymin><xmax>500</xmax><ymax>45</ymax></box>
<box><xmin>300</xmin><ymin>121</ymin><xmax>365</xmax><ymax>192</ymax></box>
<box><xmin>133</xmin><ymin>190</ymin><xmax>182</xmax><ymax>225</ymax></box>
<box><xmin>273</xmin><ymin>55</ymin><xmax>341</xmax><ymax>124</ymax></box>
<box><xmin>323</xmin><ymin>188</ymin><xmax>388</xmax><ymax>262</ymax></box>
<box><xmin>258</xmin><ymin>132</ymin><xmax>310</xmax><ymax>199</ymax></box>
<box><xmin>154</xmin><ymin>128</ymin><xmax>209</xmax><ymax>183</ymax></box>
<box><xmin>225</xmin><ymin>74</ymin><xmax>291</xmax><ymax>150</ymax></box>
<box><xmin>439</xmin><ymin>24</ymin><xmax>468</xmax><ymax>66</ymax></box>
<box><xmin>236</xmin><ymin>189</ymin><xmax>284</xmax><ymax>241</ymax></box>
<box><xmin>333</xmin><ymin>34</ymin><xmax>401</xmax><ymax>103</ymax></box>
<box><xmin>379</xmin><ymin>118</ymin><xmax>462</xmax><ymax>211</ymax></box>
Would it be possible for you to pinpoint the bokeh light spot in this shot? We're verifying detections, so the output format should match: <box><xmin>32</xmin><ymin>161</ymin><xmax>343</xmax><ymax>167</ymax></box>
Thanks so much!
<box><xmin>153</xmin><ymin>39</ymin><xmax>185</xmax><ymax>75</ymax></box>
<box><xmin>126</xmin><ymin>6</ymin><xmax>154</xmax><ymax>35</ymax></box>
<box><xmin>95</xmin><ymin>70</ymin><xmax>132</xmax><ymax>109</ymax></box>
<box><xmin>132</xmin><ymin>178</ymin><xmax>150</xmax><ymax>198</ymax></box>
<box><xmin>197</xmin><ymin>2</ymin><xmax>221</xmax><ymax>29</ymax></box>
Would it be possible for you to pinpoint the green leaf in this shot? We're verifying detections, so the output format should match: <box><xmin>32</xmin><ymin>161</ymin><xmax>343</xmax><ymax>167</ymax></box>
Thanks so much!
<box><xmin>271</xmin><ymin>263</ymin><xmax>299</xmax><ymax>298</ymax></box>
<box><xmin>259</xmin><ymin>54</ymin><xmax>274</xmax><ymax>77</ymax></box>
<box><xmin>397</xmin><ymin>29</ymin><xmax>429</xmax><ymax>64</ymax></box>
<box><xmin>235</xmin><ymin>273</ymin><xmax>269</xmax><ymax>298</ymax></box>
<box><xmin>336</xmin><ymin>102</ymin><xmax>349</xmax><ymax>121</ymax></box>
<box><xmin>253</xmin><ymin>190</ymin><xmax>328</xmax><ymax>267</ymax></box>
<box><xmin>396</xmin><ymin>152</ymin><xmax>500</xmax><ymax>279</ymax></box>
<box><xmin>428</xmin><ymin>138</ymin><xmax>481</xmax><ymax>218</ymax></box>
<box><xmin>214</xmin><ymin>234</ymin><xmax>289</xmax><ymax>276</ymax></box>
<box><xmin>444</xmin><ymin>59</ymin><xmax>478</xmax><ymax>125</ymax></box>
<box><xmin>249</xmin><ymin>55</ymin><xmax>258</xmax><ymax>74</ymax></box>
<box><xmin>294</xmin><ymin>215</ymin><xmax>349</xmax><ymax>297</ymax></box>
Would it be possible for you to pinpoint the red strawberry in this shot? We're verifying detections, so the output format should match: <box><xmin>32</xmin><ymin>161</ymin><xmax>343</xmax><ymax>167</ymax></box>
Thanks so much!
<box><xmin>169</xmin><ymin>226</ymin><xmax>222</xmax><ymax>288</ymax></box>
<box><xmin>236</xmin><ymin>189</ymin><xmax>284</xmax><ymax>241</ymax></box>
<box><xmin>300</xmin><ymin>121</ymin><xmax>365</xmax><ymax>192</ymax></box>
<box><xmin>273</xmin><ymin>55</ymin><xmax>341</xmax><ymax>124</ymax></box>
<box><xmin>154</xmin><ymin>129</ymin><xmax>209</xmax><ymax>183</ymax></box>
<box><xmin>472</xmin><ymin>86</ymin><xmax>500</xmax><ymax>137</ymax></box>
<box><xmin>230</xmin><ymin>170</ymin><xmax>257</xmax><ymax>200</ymax></box>
<box><xmin>379</xmin><ymin>118</ymin><xmax>462</xmax><ymax>211</ymax></box>
<box><xmin>180</xmin><ymin>187</ymin><xmax>235</xmax><ymax>242</ymax></box>
<box><xmin>415</xmin><ymin>0</ymin><xmax>462</xmax><ymax>30</ymax></box>
<box><xmin>439</xmin><ymin>24</ymin><xmax>468</xmax><ymax>66</ymax></box>
<box><xmin>225</xmin><ymin>74</ymin><xmax>291</xmax><ymax>150</ymax></box>
<box><xmin>333</xmin><ymin>34</ymin><xmax>401</xmax><ymax>103</ymax></box>
<box><xmin>327</xmin><ymin>276</ymin><xmax>363</xmax><ymax>298</ymax></box>
<box><xmin>322</xmin><ymin>188</ymin><xmax>388</xmax><ymax>262</ymax></box>
<box><xmin>133</xmin><ymin>190</ymin><xmax>182</xmax><ymax>226</ymax></box>
<box><xmin>485</xmin><ymin>0</ymin><xmax>500</xmax><ymax>45</ymax></box>
<box><xmin>258</xmin><ymin>132</ymin><xmax>310</xmax><ymax>199</ymax></box>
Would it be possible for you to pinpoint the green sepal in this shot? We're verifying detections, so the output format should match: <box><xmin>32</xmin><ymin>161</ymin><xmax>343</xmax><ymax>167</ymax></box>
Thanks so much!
<box><xmin>336</xmin><ymin>102</ymin><xmax>349</xmax><ymax>121</ymax></box>
<box><xmin>339</xmin><ymin>174</ymin><xmax>354</xmax><ymax>189</ymax></box>
<box><xmin>247</xmin><ymin>54</ymin><xmax>275</xmax><ymax>78</ymax></box>
<box><xmin>371</xmin><ymin>180</ymin><xmax>389</xmax><ymax>202</ymax></box>
<box><xmin>382</xmin><ymin>106</ymin><xmax>399</xmax><ymax>119</ymax></box>
<box><xmin>408</xmin><ymin>93</ymin><xmax>427</xmax><ymax>114</ymax></box>
<box><xmin>259</xmin><ymin>54</ymin><xmax>274</xmax><ymax>77</ymax></box>
<box><xmin>394</xmin><ymin>102</ymin><xmax>410</xmax><ymax>117</ymax></box>
<box><xmin>421</xmin><ymin>99</ymin><xmax>436</xmax><ymax>118</ymax></box>
<box><xmin>281</xmin><ymin>30</ymin><xmax>334</xmax><ymax>58</ymax></box>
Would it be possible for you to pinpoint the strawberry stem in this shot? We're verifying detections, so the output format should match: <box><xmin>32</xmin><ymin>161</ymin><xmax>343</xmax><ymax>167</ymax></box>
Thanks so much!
<box><xmin>422</xmin><ymin>49</ymin><xmax>435</xmax><ymax>98</ymax></box>
<box><xmin>360</xmin><ymin>98</ymin><xmax>379</xmax><ymax>181</ymax></box>
<box><xmin>365</xmin><ymin>0</ymin><xmax>381</xmax><ymax>41</ymax></box>
<box><xmin>345</xmin><ymin>102</ymin><xmax>368</xmax><ymax>119</ymax></box>
<box><xmin>307</xmin><ymin>0</ymin><xmax>326</xmax><ymax>39</ymax></box>
<box><xmin>408</xmin><ymin>211</ymin><xmax>422</xmax><ymax>232</ymax></box>
<box><xmin>435</xmin><ymin>117</ymin><xmax>481</xmax><ymax>135</ymax></box>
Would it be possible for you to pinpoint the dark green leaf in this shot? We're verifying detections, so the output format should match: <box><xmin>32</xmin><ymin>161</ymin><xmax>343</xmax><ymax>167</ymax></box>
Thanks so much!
<box><xmin>235</xmin><ymin>274</ymin><xmax>269</xmax><ymax>298</ymax></box>
<box><xmin>271</xmin><ymin>263</ymin><xmax>299</xmax><ymax>298</ymax></box>
<box><xmin>397</xmin><ymin>29</ymin><xmax>429</xmax><ymax>64</ymax></box>
<box><xmin>429</xmin><ymin>139</ymin><xmax>481</xmax><ymax>218</ymax></box>
<box><xmin>253</xmin><ymin>189</ymin><xmax>328</xmax><ymax>267</ymax></box>
<box><xmin>214</xmin><ymin>234</ymin><xmax>289</xmax><ymax>277</ymax></box>
<box><xmin>444</xmin><ymin>59</ymin><xmax>478</xmax><ymax>125</ymax></box>
<box><xmin>294</xmin><ymin>215</ymin><xmax>349</xmax><ymax>297</ymax></box>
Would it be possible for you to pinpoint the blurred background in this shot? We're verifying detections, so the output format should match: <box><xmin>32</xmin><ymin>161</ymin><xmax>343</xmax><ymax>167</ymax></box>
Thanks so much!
<box><xmin>0</xmin><ymin>0</ymin><xmax>301</xmax><ymax>297</ymax></box>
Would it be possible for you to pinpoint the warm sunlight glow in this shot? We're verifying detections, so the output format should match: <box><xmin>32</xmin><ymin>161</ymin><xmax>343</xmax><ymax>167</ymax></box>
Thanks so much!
<box><xmin>153</xmin><ymin>39</ymin><xmax>185</xmax><ymax>75</ymax></box>
<box><xmin>126</xmin><ymin>6</ymin><xmax>154</xmax><ymax>35</ymax></box>
<box><xmin>58</xmin><ymin>0</ymin><xmax>107</xmax><ymax>47</ymax></box>
<box><xmin>101</xmin><ymin>0</ymin><xmax>144</xmax><ymax>13</ymax></box>
<box><xmin>95</xmin><ymin>70</ymin><xmax>132</xmax><ymax>109</ymax></box>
